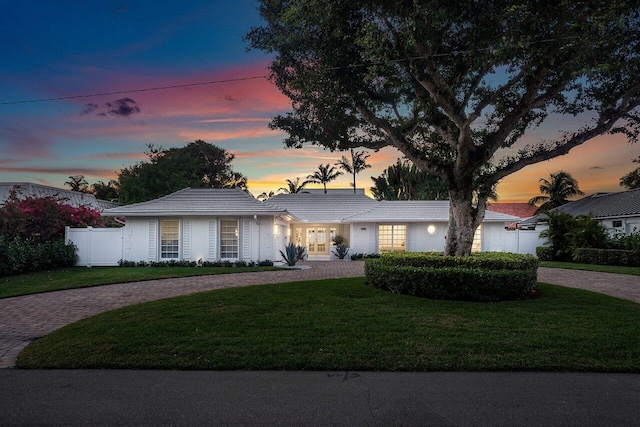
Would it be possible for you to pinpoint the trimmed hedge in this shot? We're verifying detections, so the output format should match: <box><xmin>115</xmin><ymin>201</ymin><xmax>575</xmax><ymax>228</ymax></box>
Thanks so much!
<box><xmin>0</xmin><ymin>237</ymin><xmax>78</xmax><ymax>277</ymax></box>
<box><xmin>536</xmin><ymin>246</ymin><xmax>554</xmax><ymax>261</ymax></box>
<box><xmin>365</xmin><ymin>252</ymin><xmax>539</xmax><ymax>302</ymax></box>
<box><xmin>573</xmin><ymin>248</ymin><xmax>640</xmax><ymax>267</ymax></box>
<box><xmin>118</xmin><ymin>259</ymin><xmax>274</xmax><ymax>268</ymax></box>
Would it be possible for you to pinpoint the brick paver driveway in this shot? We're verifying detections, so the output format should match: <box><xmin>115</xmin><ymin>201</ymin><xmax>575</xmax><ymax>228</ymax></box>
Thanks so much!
<box><xmin>1</xmin><ymin>263</ymin><xmax>638</xmax><ymax>368</ymax></box>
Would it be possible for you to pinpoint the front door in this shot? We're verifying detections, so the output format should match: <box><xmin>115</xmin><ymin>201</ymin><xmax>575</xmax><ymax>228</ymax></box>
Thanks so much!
<box><xmin>306</xmin><ymin>227</ymin><xmax>328</xmax><ymax>256</ymax></box>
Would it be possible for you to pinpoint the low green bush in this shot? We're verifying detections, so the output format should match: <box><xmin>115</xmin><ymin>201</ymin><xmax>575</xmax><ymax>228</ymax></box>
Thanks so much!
<box><xmin>573</xmin><ymin>248</ymin><xmax>640</xmax><ymax>267</ymax></box>
<box><xmin>365</xmin><ymin>252</ymin><xmax>538</xmax><ymax>302</ymax></box>
<box><xmin>0</xmin><ymin>237</ymin><xmax>77</xmax><ymax>277</ymax></box>
<box><xmin>117</xmin><ymin>259</ymin><xmax>274</xmax><ymax>268</ymax></box>
<box><xmin>536</xmin><ymin>246</ymin><xmax>554</xmax><ymax>261</ymax></box>
<box><xmin>350</xmin><ymin>253</ymin><xmax>381</xmax><ymax>260</ymax></box>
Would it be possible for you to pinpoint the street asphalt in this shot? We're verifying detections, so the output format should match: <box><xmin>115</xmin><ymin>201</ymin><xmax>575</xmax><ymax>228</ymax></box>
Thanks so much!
<box><xmin>1</xmin><ymin>370</ymin><xmax>639</xmax><ymax>426</ymax></box>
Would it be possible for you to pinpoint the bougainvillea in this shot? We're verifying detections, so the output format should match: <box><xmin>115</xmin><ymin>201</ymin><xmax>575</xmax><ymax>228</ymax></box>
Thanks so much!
<box><xmin>0</xmin><ymin>190</ymin><xmax>106</xmax><ymax>244</ymax></box>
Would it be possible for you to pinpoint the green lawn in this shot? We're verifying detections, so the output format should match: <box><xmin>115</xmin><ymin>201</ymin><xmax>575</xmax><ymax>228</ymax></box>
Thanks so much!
<box><xmin>0</xmin><ymin>266</ymin><xmax>280</xmax><ymax>299</ymax></box>
<box><xmin>17</xmin><ymin>278</ymin><xmax>640</xmax><ymax>372</ymax></box>
<box><xmin>540</xmin><ymin>261</ymin><xmax>640</xmax><ymax>276</ymax></box>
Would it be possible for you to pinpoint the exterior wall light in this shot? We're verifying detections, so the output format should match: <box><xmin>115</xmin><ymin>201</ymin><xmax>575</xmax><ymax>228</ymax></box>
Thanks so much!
<box><xmin>427</xmin><ymin>224</ymin><xmax>437</xmax><ymax>235</ymax></box>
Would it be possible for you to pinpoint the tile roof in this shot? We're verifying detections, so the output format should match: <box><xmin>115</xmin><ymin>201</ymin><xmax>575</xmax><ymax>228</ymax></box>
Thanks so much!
<box><xmin>0</xmin><ymin>182</ymin><xmax>118</xmax><ymax>211</ymax></box>
<box><xmin>268</xmin><ymin>192</ymin><xmax>378</xmax><ymax>223</ymax></box>
<box><xmin>523</xmin><ymin>188</ymin><xmax>640</xmax><ymax>224</ymax></box>
<box><xmin>102</xmin><ymin>188</ymin><xmax>288</xmax><ymax>217</ymax></box>
<box><xmin>344</xmin><ymin>201</ymin><xmax>521</xmax><ymax>223</ymax></box>
<box><xmin>521</xmin><ymin>188</ymin><xmax>640</xmax><ymax>224</ymax></box>
<box><xmin>486</xmin><ymin>203</ymin><xmax>538</xmax><ymax>219</ymax></box>
<box><xmin>552</xmin><ymin>189</ymin><xmax>640</xmax><ymax>217</ymax></box>
<box><xmin>271</xmin><ymin>193</ymin><xmax>520</xmax><ymax>223</ymax></box>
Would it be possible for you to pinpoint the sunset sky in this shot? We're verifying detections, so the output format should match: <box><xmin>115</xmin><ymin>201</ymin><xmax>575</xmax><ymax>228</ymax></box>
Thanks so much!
<box><xmin>1</xmin><ymin>0</ymin><xmax>637</xmax><ymax>202</ymax></box>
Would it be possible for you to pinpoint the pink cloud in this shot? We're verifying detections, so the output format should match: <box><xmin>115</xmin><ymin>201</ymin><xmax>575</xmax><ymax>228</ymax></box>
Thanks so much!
<box><xmin>0</xmin><ymin>165</ymin><xmax>116</xmax><ymax>178</ymax></box>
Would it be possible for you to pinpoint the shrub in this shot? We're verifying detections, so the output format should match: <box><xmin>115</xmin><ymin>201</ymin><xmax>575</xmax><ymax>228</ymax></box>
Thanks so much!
<box><xmin>573</xmin><ymin>248</ymin><xmax>640</xmax><ymax>267</ymax></box>
<box><xmin>332</xmin><ymin>244</ymin><xmax>349</xmax><ymax>259</ymax></box>
<box><xmin>0</xmin><ymin>237</ymin><xmax>77</xmax><ymax>277</ymax></box>
<box><xmin>539</xmin><ymin>211</ymin><xmax>577</xmax><ymax>261</ymax></box>
<box><xmin>350</xmin><ymin>253</ymin><xmax>381</xmax><ymax>260</ymax></box>
<box><xmin>117</xmin><ymin>259</ymin><xmax>275</xmax><ymax>268</ymax></box>
<box><xmin>536</xmin><ymin>246</ymin><xmax>554</xmax><ymax>261</ymax></box>
<box><xmin>365</xmin><ymin>252</ymin><xmax>538</xmax><ymax>302</ymax></box>
<box><xmin>0</xmin><ymin>189</ymin><xmax>106</xmax><ymax>244</ymax></box>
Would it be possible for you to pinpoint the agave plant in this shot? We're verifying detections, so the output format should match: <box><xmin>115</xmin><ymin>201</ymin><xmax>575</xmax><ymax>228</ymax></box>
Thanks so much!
<box><xmin>279</xmin><ymin>243</ymin><xmax>299</xmax><ymax>266</ymax></box>
<box><xmin>296</xmin><ymin>245</ymin><xmax>307</xmax><ymax>261</ymax></box>
<box><xmin>332</xmin><ymin>244</ymin><xmax>350</xmax><ymax>260</ymax></box>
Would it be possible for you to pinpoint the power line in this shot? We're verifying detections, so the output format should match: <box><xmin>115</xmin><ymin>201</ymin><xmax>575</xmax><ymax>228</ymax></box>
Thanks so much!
<box><xmin>1</xmin><ymin>35</ymin><xmax>579</xmax><ymax>106</ymax></box>
<box><xmin>0</xmin><ymin>75</ymin><xmax>269</xmax><ymax>106</ymax></box>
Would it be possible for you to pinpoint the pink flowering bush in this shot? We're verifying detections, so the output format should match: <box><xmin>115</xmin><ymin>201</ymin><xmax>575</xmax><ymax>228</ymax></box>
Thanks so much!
<box><xmin>0</xmin><ymin>190</ymin><xmax>104</xmax><ymax>275</ymax></box>
<box><xmin>0</xmin><ymin>190</ymin><xmax>105</xmax><ymax>244</ymax></box>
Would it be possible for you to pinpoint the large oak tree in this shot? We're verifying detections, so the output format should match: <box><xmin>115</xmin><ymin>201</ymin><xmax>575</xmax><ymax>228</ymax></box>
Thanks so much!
<box><xmin>247</xmin><ymin>0</ymin><xmax>640</xmax><ymax>255</ymax></box>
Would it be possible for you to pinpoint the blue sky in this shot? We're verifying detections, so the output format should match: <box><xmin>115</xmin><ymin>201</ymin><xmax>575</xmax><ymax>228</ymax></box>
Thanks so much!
<box><xmin>1</xmin><ymin>0</ymin><xmax>637</xmax><ymax>201</ymax></box>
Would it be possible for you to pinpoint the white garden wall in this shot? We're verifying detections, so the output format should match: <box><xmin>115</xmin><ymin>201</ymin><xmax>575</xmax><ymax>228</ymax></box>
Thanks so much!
<box><xmin>65</xmin><ymin>226</ymin><xmax>124</xmax><ymax>267</ymax></box>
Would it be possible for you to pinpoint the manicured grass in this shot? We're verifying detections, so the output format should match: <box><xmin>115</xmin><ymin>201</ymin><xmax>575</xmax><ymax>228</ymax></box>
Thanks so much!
<box><xmin>0</xmin><ymin>266</ymin><xmax>280</xmax><ymax>299</ymax></box>
<box><xmin>17</xmin><ymin>278</ymin><xmax>639</xmax><ymax>372</ymax></box>
<box><xmin>540</xmin><ymin>261</ymin><xmax>640</xmax><ymax>276</ymax></box>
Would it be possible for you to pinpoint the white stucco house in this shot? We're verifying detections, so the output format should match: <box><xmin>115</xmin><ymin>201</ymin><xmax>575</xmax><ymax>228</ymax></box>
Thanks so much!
<box><xmin>70</xmin><ymin>187</ymin><xmax>536</xmax><ymax>266</ymax></box>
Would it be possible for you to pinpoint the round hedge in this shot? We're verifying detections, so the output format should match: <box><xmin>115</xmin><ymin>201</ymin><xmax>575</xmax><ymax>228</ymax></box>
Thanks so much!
<box><xmin>365</xmin><ymin>252</ymin><xmax>539</xmax><ymax>302</ymax></box>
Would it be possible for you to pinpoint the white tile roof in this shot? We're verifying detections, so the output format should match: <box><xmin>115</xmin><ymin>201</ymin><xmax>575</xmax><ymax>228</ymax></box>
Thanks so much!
<box><xmin>269</xmin><ymin>193</ymin><xmax>520</xmax><ymax>223</ymax></box>
<box><xmin>344</xmin><ymin>201</ymin><xmax>521</xmax><ymax>223</ymax></box>
<box><xmin>102</xmin><ymin>188</ymin><xmax>288</xmax><ymax>217</ymax></box>
<box><xmin>0</xmin><ymin>182</ymin><xmax>118</xmax><ymax>211</ymax></box>
<box><xmin>269</xmin><ymin>192</ymin><xmax>378</xmax><ymax>223</ymax></box>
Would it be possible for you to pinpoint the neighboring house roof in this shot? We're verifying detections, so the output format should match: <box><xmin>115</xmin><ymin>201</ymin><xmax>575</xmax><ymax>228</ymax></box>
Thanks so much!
<box><xmin>102</xmin><ymin>188</ymin><xmax>289</xmax><ymax>217</ymax></box>
<box><xmin>0</xmin><ymin>182</ymin><xmax>118</xmax><ymax>211</ymax></box>
<box><xmin>269</xmin><ymin>191</ymin><xmax>378</xmax><ymax>223</ymax></box>
<box><xmin>486</xmin><ymin>203</ymin><xmax>537</xmax><ymax>219</ymax></box>
<box><xmin>521</xmin><ymin>188</ymin><xmax>640</xmax><ymax>225</ymax></box>
<box><xmin>344</xmin><ymin>200</ymin><xmax>520</xmax><ymax>223</ymax></box>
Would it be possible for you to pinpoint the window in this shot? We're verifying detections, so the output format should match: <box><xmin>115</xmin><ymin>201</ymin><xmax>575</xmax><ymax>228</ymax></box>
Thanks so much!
<box><xmin>160</xmin><ymin>219</ymin><xmax>180</xmax><ymax>259</ymax></box>
<box><xmin>378</xmin><ymin>225</ymin><xmax>406</xmax><ymax>253</ymax></box>
<box><xmin>472</xmin><ymin>225</ymin><xmax>482</xmax><ymax>252</ymax></box>
<box><xmin>612</xmin><ymin>220</ymin><xmax>623</xmax><ymax>228</ymax></box>
<box><xmin>220</xmin><ymin>219</ymin><xmax>239</xmax><ymax>259</ymax></box>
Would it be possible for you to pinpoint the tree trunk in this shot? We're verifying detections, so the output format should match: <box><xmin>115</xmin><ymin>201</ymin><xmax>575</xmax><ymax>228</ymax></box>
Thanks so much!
<box><xmin>445</xmin><ymin>187</ymin><xmax>485</xmax><ymax>256</ymax></box>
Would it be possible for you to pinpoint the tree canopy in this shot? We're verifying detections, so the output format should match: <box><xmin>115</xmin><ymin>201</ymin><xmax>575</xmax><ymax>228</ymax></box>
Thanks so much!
<box><xmin>247</xmin><ymin>0</ymin><xmax>640</xmax><ymax>255</ymax></box>
<box><xmin>620</xmin><ymin>157</ymin><xmax>640</xmax><ymax>190</ymax></box>
<box><xmin>372</xmin><ymin>158</ymin><xmax>448</xmax><ymax>201</ymax></box>
<box><xmin>118</xmin><ymin>140</ymin><xmax>247</xmax><ymax>204</ymax></box>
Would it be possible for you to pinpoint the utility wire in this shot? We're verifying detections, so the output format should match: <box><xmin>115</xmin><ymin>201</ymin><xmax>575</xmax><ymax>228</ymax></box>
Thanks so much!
<box><xmin>0</xmin><ymin>75</ymin><xmax>268</xmax><ymax>105</ymax></box>
<box><xmin>0</xmin><ymin>35</ymin><xmax>579</xmax><ymax>106</ymax></box>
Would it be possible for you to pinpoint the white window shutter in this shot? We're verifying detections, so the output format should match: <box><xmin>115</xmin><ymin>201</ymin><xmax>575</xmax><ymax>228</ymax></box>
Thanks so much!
<box><xmin>242</xmin><ymin>219</ymin><xmax>252</xmax><ymax>259</ymax></box>
<box><xmin>208</xmin><ymin>219</ymin><xmax>218</xmax><ymax>260</ymax></box>
<box><xmin>182</xmin><ymin>220</ymin><xmax>192</xmax><ymax>260</ymax></box>
<box><xmin>148</xmin><ymin>219</ymin><xmax>158</xmax><ymax>261</ymax></box>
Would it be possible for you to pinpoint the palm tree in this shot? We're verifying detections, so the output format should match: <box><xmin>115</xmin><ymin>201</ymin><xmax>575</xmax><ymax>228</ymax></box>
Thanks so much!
<box><xmin>307</xmin><ymin>163</ymin><xmax>343</xmax><ymax>193</ymax></box>
<box><xmin>529</xmin><ymin>171</ymin><xmax>584</xmax><ymax>213</ymax></box>
<box><xmin>336</xmin><ymin>149</ymin><xmax>371</xmax><ymax>193</ymax></box>
<box><xmin>279</xmin><ymin>177</ymin><xmax>313</xmax><ymax>194</ymax></box>
<box><xmin>257</xmin><ymin>190</ymin><xmax>275</xmax><ymax>201</ymax></box>
<box><xmin>65</xmin><ymin>175</ymin><xmax>90</xmax><ymax>193</ymax></box>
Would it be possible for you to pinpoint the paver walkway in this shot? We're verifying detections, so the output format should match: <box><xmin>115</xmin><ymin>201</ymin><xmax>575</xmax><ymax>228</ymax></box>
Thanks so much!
<box><xmin>1</xmin><ymin>262</ymin><xmax>638</xmax><ymax>368</ymax></box>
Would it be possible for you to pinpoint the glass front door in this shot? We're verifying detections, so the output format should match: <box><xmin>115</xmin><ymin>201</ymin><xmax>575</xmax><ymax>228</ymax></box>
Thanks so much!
<box><xmin>306</xmin><ymin>227</ymin><xmax>328</xmax><ymax>255</ymax></box>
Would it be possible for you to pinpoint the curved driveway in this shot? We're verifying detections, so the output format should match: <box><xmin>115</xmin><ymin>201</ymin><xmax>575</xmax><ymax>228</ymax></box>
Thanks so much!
<box><xmin>1</xmin><ymin>262</ymin><xmax>639</xmax><ymax>368</ymax></box>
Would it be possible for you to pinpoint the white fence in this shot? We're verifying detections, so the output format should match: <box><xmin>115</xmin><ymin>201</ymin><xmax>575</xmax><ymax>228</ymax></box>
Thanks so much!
<box><xmin>65</xmin><ymin>226</ymin><xmax>123</xmax><ymax>267</ymax></box>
